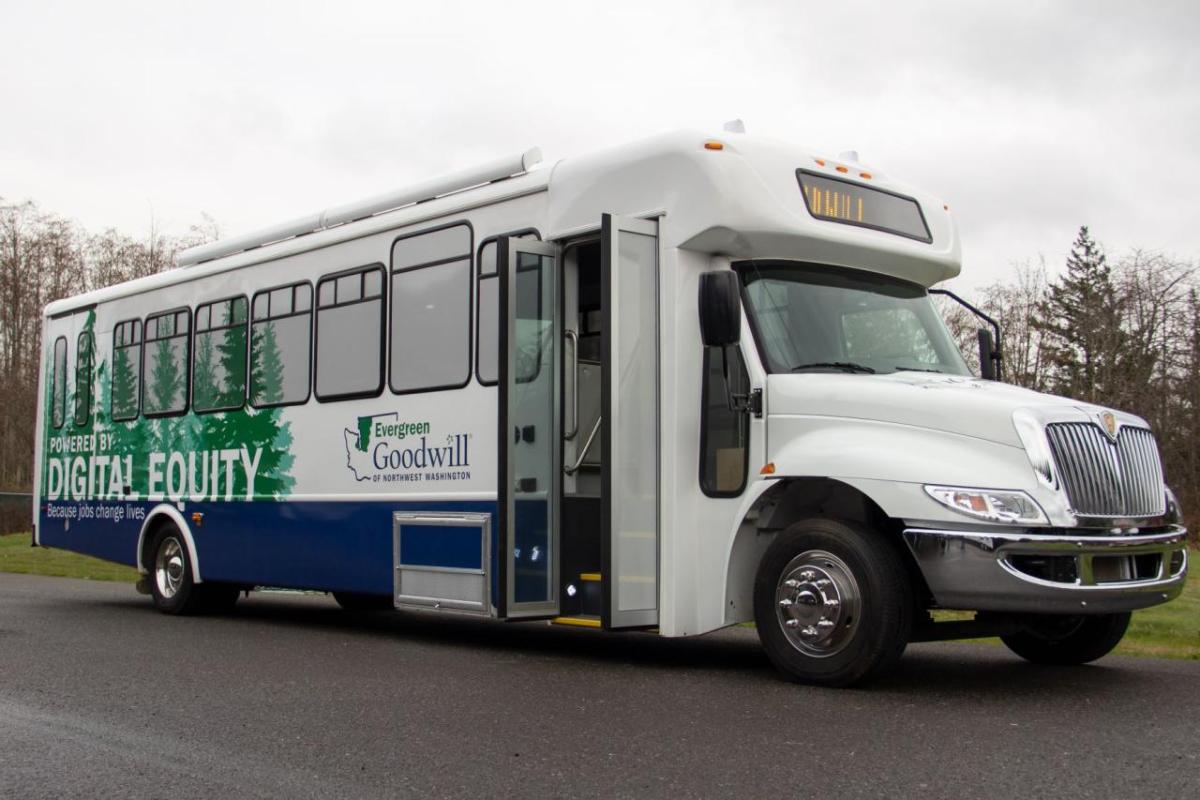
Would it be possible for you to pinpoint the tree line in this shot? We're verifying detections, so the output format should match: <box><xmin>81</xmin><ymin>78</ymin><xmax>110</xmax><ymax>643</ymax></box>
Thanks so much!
<box><xmin>1</xmin><ymin>199</ymin><xmax>1195</xmax><ymax>537</ymax></box>
<box><xmin>939</xmin><ymin>226</ymin><xmax>1198</xmax><ymax>537</ymax></box>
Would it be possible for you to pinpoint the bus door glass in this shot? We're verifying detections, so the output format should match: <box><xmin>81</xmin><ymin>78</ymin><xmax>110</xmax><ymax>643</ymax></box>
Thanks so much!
<box><xmin>498</xmin><ymin>238</ymin><xmax>561</xmax><ymax>618</ymax></box>
<box><xmin>600</xmin><ymin>214</ymin><xmax>660</xmax><ymax>629</ymax></box>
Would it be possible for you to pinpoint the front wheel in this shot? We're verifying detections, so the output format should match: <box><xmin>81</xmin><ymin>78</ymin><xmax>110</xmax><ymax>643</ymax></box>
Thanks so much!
<box><xmin>1000</xmin><ymin>613</ymin><xmax>1131</xmax><ymax>665</ymax></box>
<box><xmin>753</xmin><ymin>517</ymin><xmax>913</xmax><ymax>687</ymax></box>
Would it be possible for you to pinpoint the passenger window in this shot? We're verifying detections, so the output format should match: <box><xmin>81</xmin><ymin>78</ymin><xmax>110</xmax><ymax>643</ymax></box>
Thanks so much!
<box><xmin>111</xmin><ymin>320</ymin><xmax>142</xmax><ymax>421</ymax></box>
<box><xmin>75</xmin><ymin>331</ymin><xmax>93</xmax><ymax>426</ymax></box>
<box><xmin>251</xmin><ymin>282</ymin><xmax>313</xmax><ymax>407</ymax></box>
<box><xmin>51</xmin><ymin>336</ymin><xmax>67</xmax><ymax>429</ymax></box>
<box><xmin>476</xmin><ymin>231</ymin><xmax>539</xmax><ymax>385</ymax></box>
<box><xmin>390</xmin><ymin>224</ymin><xmax>472</xmax><ymax>393</ymax></box>
<box><xmin>700</xmin><ymin>346</ymin><xmax>749</xmax><ymax>497</ymax></box>
<box><xmin>193</xmin><ymin>296</ymin><xmax>248</xmax><ymax>413</ymax></box>
<box><xmin>142</xmin><ymin>309</ymin><xmax>191</xmax><ymax>417</ymax></box>
<box><xmin>315</xmin><ymin>266</ymin><xmax>385</xmax><ymax>401</ymax></box>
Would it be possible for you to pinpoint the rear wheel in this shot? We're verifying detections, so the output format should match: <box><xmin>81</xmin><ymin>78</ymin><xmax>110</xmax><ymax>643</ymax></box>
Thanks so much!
<box><xmin>333</xmin><ymin>591</ymin><xmax>394</xmax><ymax>612</ymax></box>
<box><xmin>1000</xmin><ymin>613</ymin><xmax>1131</xmax><ymax>665</ymax></box>
<box><xmin>753</xmin><ymin>517</ymin><xmax>913</xmax><ymax>687</ymax></box>
<box><xmin>149</xmin><ymin>525</ymin><xmax>240</xmax><ymax>615</ymax></box>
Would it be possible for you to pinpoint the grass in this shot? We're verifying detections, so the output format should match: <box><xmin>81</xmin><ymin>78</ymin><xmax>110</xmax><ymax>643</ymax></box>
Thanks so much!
<box><xmin>3</xmin><ymin>532</ymin><xmax>1197</xmax><ymax>659</ymax></box>
<box><xmin>0</xmin><ymin>532</ymin><xmax>139</xmax><ymax>582</ymax></box>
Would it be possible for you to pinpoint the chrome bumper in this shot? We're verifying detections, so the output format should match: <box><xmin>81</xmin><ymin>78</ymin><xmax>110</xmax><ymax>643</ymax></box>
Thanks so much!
<box><xmin>903</xmin><ymin>525</ymin><xmax>1189</xmax><ymax>614</ymax></box>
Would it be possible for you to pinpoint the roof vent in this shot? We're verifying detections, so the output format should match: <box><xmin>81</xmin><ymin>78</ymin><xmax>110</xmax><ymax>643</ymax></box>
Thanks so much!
<box><xmin>838</xmin><ymin>150</ymin><xmax>861</xmax><ymax>164</ymax></box>
<box><xmin>723</xmin><ymin>119</ymin><xmax>746</xmax><ymax>133</ymax></box>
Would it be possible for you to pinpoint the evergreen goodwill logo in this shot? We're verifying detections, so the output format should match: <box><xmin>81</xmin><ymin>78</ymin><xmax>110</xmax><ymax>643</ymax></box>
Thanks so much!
<box><xmin>344</xmin><ymin>413</ymin><xmax>471</xmax><ymax>484</ymax></box>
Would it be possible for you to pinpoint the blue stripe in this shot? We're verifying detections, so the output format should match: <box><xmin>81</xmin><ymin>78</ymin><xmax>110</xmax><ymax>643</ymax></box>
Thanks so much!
<box><xmin>39</xmin><ymin>499</ymin><xmax>499</xmax><ymax>597</ymax></box>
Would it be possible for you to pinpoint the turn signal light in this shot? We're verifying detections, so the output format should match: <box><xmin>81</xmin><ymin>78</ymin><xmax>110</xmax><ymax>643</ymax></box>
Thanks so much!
<box><xmin>704</xmin><ymin>140</ymin><xmax>725</xmax><ymax>151</ymax></box>
<box><xmin>760</xmin><ymin>462</ymin><xmax>776</xmax><ymax>475</ymax></box>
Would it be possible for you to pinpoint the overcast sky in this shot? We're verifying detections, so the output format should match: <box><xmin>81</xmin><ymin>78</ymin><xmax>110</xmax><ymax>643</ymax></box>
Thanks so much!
<box><xmin>3</xmin><ymin>0</ymin><xmax>1197</xmax><ymax>290</ymax></box>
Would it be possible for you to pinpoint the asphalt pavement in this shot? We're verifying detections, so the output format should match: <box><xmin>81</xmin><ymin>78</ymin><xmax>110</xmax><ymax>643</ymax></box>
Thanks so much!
<box><xmin>1</xmin><ymin>573</ymin><xmax>1197</xmax><ymax>799</ymax></box>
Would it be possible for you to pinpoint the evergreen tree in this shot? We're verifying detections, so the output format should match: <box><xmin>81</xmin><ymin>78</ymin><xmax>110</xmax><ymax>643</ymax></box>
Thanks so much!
<box><xmin>1035</xmin><ymin>226</ymin><xmax>1124</xmax><ymax>402</ymax></box>
<box><xmin>193</xmin><ymin>330</ymin><xmax>217</xmax><ymax>411</ymax></box>
<box><xmin>111</xmin><ymin>343</ymin><xmax>139</xmax><ymax>420</ymax></box>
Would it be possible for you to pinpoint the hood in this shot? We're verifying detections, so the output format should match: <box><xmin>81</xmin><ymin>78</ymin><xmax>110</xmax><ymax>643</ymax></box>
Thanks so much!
<box><xmin>765</xmin><ymin>372</ymin><xmax>1130</xmax><ymax>448</ymax></box>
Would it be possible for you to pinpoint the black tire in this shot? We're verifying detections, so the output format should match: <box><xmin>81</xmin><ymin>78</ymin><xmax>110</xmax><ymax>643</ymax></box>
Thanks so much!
<box><xmin>333</xmin><ymin>591</ymin><xmax>394</xmax><ymax>612</ymax></box>
<box><xmin>148</xmin><ymin>525</ymin><xmax>205</xmax><ymax>615</ymax></box>
<box><xmin>148</xmin><ymin>525</ymin><xmax>240</xmax><ymax>616</ymax></box>
<box><xmin>753</xmin><ymin>517</ymin><xmax>913</xmax><ymax>687</ymax></box>
<box><xmin>1000</xmin><ymin>613</ymin><xmax>1131</xmax><ymax>665</ymax></box>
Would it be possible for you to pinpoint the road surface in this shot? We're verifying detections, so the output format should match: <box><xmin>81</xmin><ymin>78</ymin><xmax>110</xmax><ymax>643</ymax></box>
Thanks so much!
<box><xmin>1</xmin><ymin>573</ymin><xmax>1196</xmax><ymax>799</ymax></box>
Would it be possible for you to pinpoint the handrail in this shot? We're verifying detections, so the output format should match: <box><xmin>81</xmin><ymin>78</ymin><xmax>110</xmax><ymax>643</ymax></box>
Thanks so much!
<box><xmin>564</xmin><ymin>329</ymin><xmax>579</xmax><ymax>440</ymax></box>
<box><xmin>563</xmin><ymin>416</ymin><xmax>601</xmax><ymax>475</ymax></box>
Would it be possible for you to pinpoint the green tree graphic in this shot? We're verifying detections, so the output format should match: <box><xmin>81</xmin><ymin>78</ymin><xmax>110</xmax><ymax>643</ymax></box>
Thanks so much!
<box><xmin>193</xmin><ymin>329</ymin><xmax>217</xmax><ymax>411</ymax></box>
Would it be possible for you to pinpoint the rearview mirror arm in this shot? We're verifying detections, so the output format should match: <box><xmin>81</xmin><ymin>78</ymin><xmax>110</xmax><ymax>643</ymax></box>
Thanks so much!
<box><xmin>929</xmin><ymin>288</ymin><xmax>1002</xmax><ymax>381</ymax></box>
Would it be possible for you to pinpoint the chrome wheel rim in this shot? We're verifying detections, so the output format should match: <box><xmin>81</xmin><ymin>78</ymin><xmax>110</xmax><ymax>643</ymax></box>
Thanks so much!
<box><xmin>155</xmin><ymin>537</ymin><xmax>185</xmax><ymax>600</ymax></box>
<box><xmin>775</xmin><ymin>550</ymin><xmax>862</xmax><ymax>658</ymax></box>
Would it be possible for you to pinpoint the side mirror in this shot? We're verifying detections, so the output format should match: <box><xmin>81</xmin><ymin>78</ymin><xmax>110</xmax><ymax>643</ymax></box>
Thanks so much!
<box><xmin>977</xmin><ymin>328</ymin><xmax>999</xmax><ymax>381</ymax></box>
<box><xmin>699</xmin><ymin>271</ymin><xmax>741</xmax><ymax>347</ymax></box>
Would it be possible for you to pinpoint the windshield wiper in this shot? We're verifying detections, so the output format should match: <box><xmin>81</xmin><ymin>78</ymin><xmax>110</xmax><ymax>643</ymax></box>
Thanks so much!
<box><xmin>893</xmin><ymin>366</ymin><xmax>944</xmax><ymax>373</ymax></box>
<box><xmin>790</xmin><ymin>361</ymin><xmax>876</xmax><ymax>374</ymax></box>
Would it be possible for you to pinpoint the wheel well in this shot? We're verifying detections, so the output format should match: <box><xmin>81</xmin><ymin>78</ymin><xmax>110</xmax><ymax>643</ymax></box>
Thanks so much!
<box><xmin>723</xmin><ymin>478</ymin><xmax>933</xmax><ymax>624</ymax></box>
<box><xmin>138</xmin><ymin>516</ymin><xmax>174</xmax><ymax>575</ymax></box>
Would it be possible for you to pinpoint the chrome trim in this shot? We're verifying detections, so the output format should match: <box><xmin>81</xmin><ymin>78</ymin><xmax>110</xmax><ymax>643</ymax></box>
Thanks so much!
<box><xmin>903</xmin><ymin>524</ymin><xmax>1188</xmax><ymax>614</ymax></box>
<box><xmin>1045</xmin><ymin>422</ymin><xmax>1165</xmax><ymax>518</ymax></box>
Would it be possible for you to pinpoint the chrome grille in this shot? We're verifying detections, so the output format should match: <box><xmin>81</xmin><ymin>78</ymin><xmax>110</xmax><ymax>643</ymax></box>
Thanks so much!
<box><xmin>1045</xmin><ymin>423</ymin><xmax>1165</xmax><ymax>518</ymax></box>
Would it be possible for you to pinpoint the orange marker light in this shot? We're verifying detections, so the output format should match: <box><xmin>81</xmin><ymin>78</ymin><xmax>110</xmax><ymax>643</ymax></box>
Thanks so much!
<box><xmin>191</xmin><ymin>512</ymin><xmax>204</xmax><ymax>526</ymax></box>
<box><xmin>760</xmin><ymin>462</ymin><xmax>777</xmax><ymax>475</ymax></box>
<box><xmin>704</xmin><ymin>140</ymin><xmax>724</xmax><ymax>151</ymax></box>
<box><xmin>859</xmin><ymin>172</ymin><xmax>872</xmax><ymax>180</ymax></box>
<box><xmin>814</xmin><ymin>158</ymin><xmax>825</xmax><ymax>166</ymax></box>
<box><xmin>835</xmin><ymin>165</ymin><xmax>848</xmax><ymax>173</ymax></box>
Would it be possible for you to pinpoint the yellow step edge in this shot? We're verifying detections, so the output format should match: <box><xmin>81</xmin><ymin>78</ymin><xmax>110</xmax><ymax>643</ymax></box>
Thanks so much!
<box><xmin>579</xmin><ymin>572</ymin><xmax>602</xmax><ymax>582</ymax></box>
<box><xmin>552</xmin><ymin>616</ymin><xmax>602</xmax><ymax>628</ymax></box>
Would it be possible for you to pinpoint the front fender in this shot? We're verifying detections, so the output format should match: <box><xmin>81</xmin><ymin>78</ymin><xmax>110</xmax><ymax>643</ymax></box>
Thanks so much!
<box><xmin>767</xmin><ymin>415</ymin><xmax>1044</xmax><ymax>524</ymax></box>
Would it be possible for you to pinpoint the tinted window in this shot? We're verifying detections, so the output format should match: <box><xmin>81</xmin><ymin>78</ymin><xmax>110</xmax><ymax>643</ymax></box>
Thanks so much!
<box><xmin>142</xmin><ymin>309</ymin><xmax>190</xmax><ymax>416</ymax></box>
<box><xmin>315</xmin><ymin>266</ymin><xmax>385</xmax><ymax>400</ymax></box>
<box><xmin>51</xmin><ymin>336</ymin><xmax>67</xmax><ymax>429</ymax></box>
<box><xmin>390</xmin><ymin>224</ymin><xmax>472</xmax><ymax>394</ymax></box>
<box><xmin>476</xmin><ymin>231</ymin><xmax>538</xmax><ymax>385</ymax></box>
<box><xmin>75</xmin><ymin>331</ymin><xmax>93</xmax><ymax>426</ymax></box>
<box><xmin>111</xmin><ymin>320</ymin><xmax>141</xmax><ymax>421</ymax></box>
<box><xmin>193</xmin><ymin>297</ymin><xmax>248</xmax><ymax>413</ymax></box>
<box><xmin>700</xmin><ymin>346</ymin><xmax>749</xmax><ymax>496</ymax></box>
<box><xmin>251</xmin><ymin>283</ymin><xmax>312</xmax><ymax>407</ymax></box>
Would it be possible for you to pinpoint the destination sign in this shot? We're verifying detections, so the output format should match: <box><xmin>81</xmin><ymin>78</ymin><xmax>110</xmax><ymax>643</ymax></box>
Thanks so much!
<box><xmin>797</xmin><ymin>170</ymin><xmax>932</xmax><ymax>243</ymax></box>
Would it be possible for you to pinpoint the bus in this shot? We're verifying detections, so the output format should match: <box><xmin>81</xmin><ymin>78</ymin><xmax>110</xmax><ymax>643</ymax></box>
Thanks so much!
<box><xmin>33</xmin><ymin>127</ymin><xmax>1188</xmax><ymax>686</ymax></box>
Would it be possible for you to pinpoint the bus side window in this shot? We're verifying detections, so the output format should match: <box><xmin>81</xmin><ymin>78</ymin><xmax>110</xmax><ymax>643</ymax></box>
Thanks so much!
<box><xmin>111</xmin><ymin>319</ymin><xmax>141</xmax><ymax>421</ymax></box>
<box><xmin>699</xmin><ymin>345</ymin><xmax>749</xmax><ymax>497</ymax></box>
<box><xmin>250</xmin><ymin>282</ymin><xmax>313</xmax><ymax>407</ymax></box>
<box><xmin>51</xmin><ymin>336</ymin><xmax>67</xmax><ymax>429</ymax></box>
<box><xmin>142</xmin><ymin>309</ymin><xmax>191</xmax><ymax>417</ymax></box>
<box><xmin>193</xmin><ymin>296</ymin><xmax>248</xmax><ymax>413</ymax></box>
<box><xmin>314</xmin><ymin>265</ymin><xmax>385</xmax><ymax>401</ymax></box>
<box><xmin>390</xmin><ymin>223</ymin><xmax>472</xmax><ymax>394</ymax></box>
<box><xmin>476</xmin><ymin>230</ymin><xmax>540</xmax><ymax>385</ymax></box>
<box><xmin>75</xmin><ymin>331</ymin><xmax>93</xmax><ymax>427</ymax></box>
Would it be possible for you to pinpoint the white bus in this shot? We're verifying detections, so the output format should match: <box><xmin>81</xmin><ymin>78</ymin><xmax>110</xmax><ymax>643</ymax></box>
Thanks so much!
<box><xmin>34</xmin><ymin>128</ymin><xmax>1188</xmax><ymax>686</ymax></box>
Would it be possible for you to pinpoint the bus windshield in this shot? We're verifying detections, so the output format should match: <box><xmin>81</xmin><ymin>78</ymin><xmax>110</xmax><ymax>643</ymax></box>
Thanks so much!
<box><xmin>737</xmin><ymin>261</ymin><xmax>970</xmax><ymax>377</ymax></box>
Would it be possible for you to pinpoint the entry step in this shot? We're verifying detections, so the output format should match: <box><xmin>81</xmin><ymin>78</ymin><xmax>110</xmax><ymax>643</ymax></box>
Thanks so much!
<box><xmin>552</xmin><ymin>615</ymin><xmax>601</xmax><ymax>628</ymax></box>
<box><xmin>564</xmin><ymin>572</ymin><xmax>602</xmax><ymax>617</ymax></box>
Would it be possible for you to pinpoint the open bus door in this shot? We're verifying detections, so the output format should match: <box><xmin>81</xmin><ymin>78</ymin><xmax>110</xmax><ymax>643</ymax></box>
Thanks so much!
<box><xmin>497</xmin><ymin>237</ymin><xmax>561</xmax><ymax>619</ymax></box>
<box><xmin>600</xmin><ymin>214</ymin><xmax>660</xmax><ymax>629</ymax></box>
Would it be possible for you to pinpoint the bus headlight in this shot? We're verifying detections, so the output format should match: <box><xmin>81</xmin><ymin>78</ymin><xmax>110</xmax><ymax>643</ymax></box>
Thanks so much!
<box><xmin>924</xmin><ymin>485</ymin><xmax>1048</xmax><ymax>525</ymax></box>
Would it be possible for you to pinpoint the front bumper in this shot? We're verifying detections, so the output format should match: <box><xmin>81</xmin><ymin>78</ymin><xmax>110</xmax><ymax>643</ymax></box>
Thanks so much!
<box><xmin>903</xmin><ymin>524</ymin><xmax>1189</xmax><ymax>614</ymax></box>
